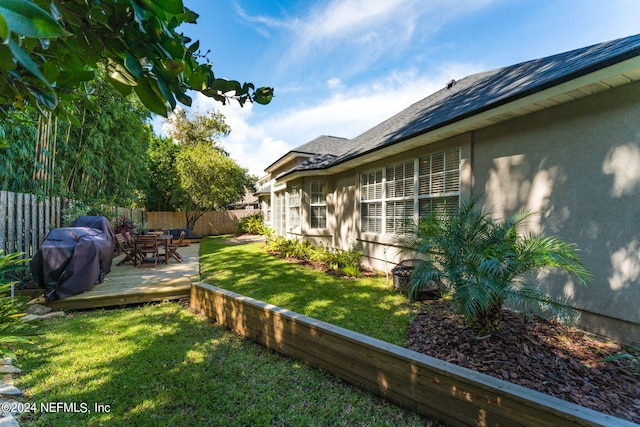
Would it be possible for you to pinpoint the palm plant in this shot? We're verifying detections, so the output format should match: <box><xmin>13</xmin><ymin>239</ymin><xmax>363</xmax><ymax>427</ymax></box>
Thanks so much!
<box><xmin>401</xmin><ymin>197</ymin><xmax>592</xmax><ymax>334</ymax></box>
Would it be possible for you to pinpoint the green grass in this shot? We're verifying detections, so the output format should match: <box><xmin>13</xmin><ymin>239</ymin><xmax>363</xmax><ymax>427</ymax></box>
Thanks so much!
<box><xmin>14</xmin><ymin>303</ymin><xmax>431</xmax><ymax>427</ymax></box>
<box><xmin>199</xmin><ymin>236</ymin><xmax>413</xmax><ymax>346</ymax></box>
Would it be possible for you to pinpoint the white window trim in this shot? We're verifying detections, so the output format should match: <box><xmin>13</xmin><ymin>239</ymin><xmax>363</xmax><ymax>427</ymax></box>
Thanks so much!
<box><xmin>360</xmin><ymin>147</ymin><xmax>460</xmax><ymax>235</ymax></box>
<box><xmin>310</xmin><ymin>180</ymin><xmax>327</xmax><ymax>229</ymax></box>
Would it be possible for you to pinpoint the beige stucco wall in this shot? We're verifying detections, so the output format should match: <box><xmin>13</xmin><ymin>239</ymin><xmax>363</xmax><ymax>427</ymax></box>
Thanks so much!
<box><xmin>270</xmin><ymin>81</ymin><xmax>639</xmax><ymax>343</ymax></box>
<box><xmin>321</xmin><ymin>82</ymin><xmax>639</xmax><ymax>343</ymax></box>
<box><xmin>470</xmin><ymin>81</ymin><xmax>640</xmax><ymax>343</ymax></box>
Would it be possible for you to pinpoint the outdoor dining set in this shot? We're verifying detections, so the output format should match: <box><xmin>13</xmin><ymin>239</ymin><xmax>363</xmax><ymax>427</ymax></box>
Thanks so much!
<box><xmin>115</xmin><ymin>230</ymin><xmax>185</xmax><ymax>267</ymax></box>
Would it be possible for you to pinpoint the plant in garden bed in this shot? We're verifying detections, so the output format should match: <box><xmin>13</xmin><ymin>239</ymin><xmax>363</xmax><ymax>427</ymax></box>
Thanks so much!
<box><xmin>111</xmin><ymin>216</ymin><xmax>137</xmax><ymax>235</ymax></box>
<box><xmin>237</xmin><ymin>212</ymin><xmax>265</xmax><ymax>235</ymax></box>
<box><xmin>0</xmin><ymin>251</ymin><xmax>39</xmax><ymax>359</ymax></box>
<box><xmin>401</xmin><ymin>197</ymin><xmax>592</xmax><ymax>335</ymax></box>
<box><xmin>266</xmin><ymin>237</ymin><xmax>364</xmax><ymax>277</ymax></box>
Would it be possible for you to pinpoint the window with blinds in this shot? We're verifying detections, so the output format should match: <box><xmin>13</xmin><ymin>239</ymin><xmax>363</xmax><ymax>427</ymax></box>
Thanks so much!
<box><xmin>361</xmin><ymin>170</ymin><xmax>383</xmax><ymax>233</ymax></box>
<box><xmin>310</xmin><ymin>180</ymin><xmax>327</xmax><ymax>229</ymax></box>
<box><xmin>360</xmin><ymin>147</ymin><xmax>460</xmax><ymax>235</ymax></box>
<box><xmin>274</xmin><ymin>191</ymin><xmax>286</xmax><ymax>234</ymax></box>
<box><xmin>288</xmin><ymin>184</ymin><xmax>301</xmax><ymax>230</ymax></box>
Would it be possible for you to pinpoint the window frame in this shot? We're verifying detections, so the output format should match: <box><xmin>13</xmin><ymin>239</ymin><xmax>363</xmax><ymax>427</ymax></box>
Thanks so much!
<box><xmin>309</xmin><ymin>180</ymin><xmax>327</xmax><ymax>229</ymax></box>
<box><xmin>360</xmin><ymin>147</ymin><xmax>460</xmax><ymax>235</ymax></box>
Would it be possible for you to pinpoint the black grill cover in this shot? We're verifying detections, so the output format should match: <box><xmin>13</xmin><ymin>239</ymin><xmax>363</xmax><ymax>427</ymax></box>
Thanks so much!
<box><xmin>71</xmin><ymin>215</ymin><xmax>116</xmax><ymax>249</ymax></box>
<box><xmin>30</xmin><ymin>227</ymin><xmax>113</xmax><ymax>301</ymax></box>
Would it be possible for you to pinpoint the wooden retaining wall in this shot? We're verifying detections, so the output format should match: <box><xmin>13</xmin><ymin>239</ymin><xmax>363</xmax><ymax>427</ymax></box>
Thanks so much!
<box><xmin>148</xmin><ymin>210</ymin><xmax>255</xmax><ymax>236</ymax></box>
<box><xmin>190</xmin><ymin>282</ymin><xmax>635</xmax><ymax>427</ymax></box>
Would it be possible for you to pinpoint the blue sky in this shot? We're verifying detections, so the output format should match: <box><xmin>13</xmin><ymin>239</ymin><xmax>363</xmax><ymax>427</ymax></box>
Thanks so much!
<box><xmin>157</xmin><ymin>0</ymin><xmax>640</xmax><ymax>176</ymax></box>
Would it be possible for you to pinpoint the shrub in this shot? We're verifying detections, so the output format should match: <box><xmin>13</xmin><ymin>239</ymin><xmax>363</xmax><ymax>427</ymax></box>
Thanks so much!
<box><xmin>237</xmin><ymin>212</ymin><xmax>265</xmax><ymax>235</ymax></box>
<box><xmin>401</xmin><ymin>197</ymin><xmax>592</xmax><ymax>334</ymax></box>
<box><xmin>111</xmin><ymin>216</ymin><xmax>137</xmax><ymax>235</ymax></box>
<box><xmin>312</xmin><ymin>246</ymin><xmax>363</xmax><ymax>271</ymax></box>
<box><xmin>0</xmin><ymin>252</ymin><xmax>38</xmax><ymax>358</ymax></box>
<box><xmin>266</xmin><ymin>237</ymin><xmax>314</xmax><ymax>260</ymax></box>
<box><xmin>340</xmin><ymin>265</ymin><xmax>361</xmax><ymax>278</ymax></box>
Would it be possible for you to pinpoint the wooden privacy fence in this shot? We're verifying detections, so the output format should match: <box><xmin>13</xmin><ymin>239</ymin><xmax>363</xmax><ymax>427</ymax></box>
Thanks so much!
<box><xmin>0</xmin><ymin>190</ymin><xmax>144</xmax><ymax>258</ymax></box>
<box><xmin>191</xmin><ymin>283</ymin><xmax>634</xmax><ymax>427</ymax></box>
<box><xmin>0</xmin><ymin>191</ymin><xmax>62</xmax><ymax>257</ymax></box>
<box><xmin>148</xmin><ymin>210</ymin><xmax>255</xmax><ymax>236</ymax></box>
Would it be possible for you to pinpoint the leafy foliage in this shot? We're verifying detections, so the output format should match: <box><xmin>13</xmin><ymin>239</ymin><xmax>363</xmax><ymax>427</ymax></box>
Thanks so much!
<box><xmin>111</xmin><ymin>216</ymin><xmax>137</xmax><ymax>235</ymax></box>
<box><xmin>401</xmin><ymin>197</ymin><xmax>592</xmax><ymax>334</ymax></box>
<box><xmin>175</xmin><ymin>143</ymin><xmax>249</xmax><ymax>229</ymax></box>
<box><xmin>0</xmin><ymin>251</ymin><xmax>38</xmax><ymax>358</ymax></box>
<box><xmin>266</xmin><ymin>237</ymin><xmax>363</xmax><ymax>276</ymax></box>
<box><xmin>265</xmin><ymin>236</ymin><xmax>315</xmax><ymax>260</ymax></box>
<box><xmin>237</xmin><ymin>212</ymin><xmax>265</xmax><ymax>235</ymax></box>
<box><xmin>144</xmin><ymin>108</ymin><xmax>252</xmax><ymax>229</ymax></box>
<box><xmin>0</xmin><ymin>73</ymin><xmax>152</xmax><ymax>205</ymax></box>
<box><xmin>0</xmin><ymin>0</ymin><xmax>273</xmax><ymax>120</ymax></box>
<box><xmin>142</xmin><ymin>135</ymin><xmax>184</xmax><ymax>211</ymax></box>
<box><xmin>164</xmin><ymin>108</ymin><xmax>230</xmax><ymax>148</ymax></box>
<box><xmin>312</xmin><ymin>246</ymin><xmax>363</xmax><ymax>272</ymax></box>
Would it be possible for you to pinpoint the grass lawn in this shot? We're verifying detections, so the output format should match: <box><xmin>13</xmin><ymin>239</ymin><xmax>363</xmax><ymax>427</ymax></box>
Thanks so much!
<box><xmin>15</xmin><ymin>302</ymin><xmax>431</xmax><ymax>426</ymax></box>
<box><xmin>12</xmin><ymin>237</ymin><xmax>433</xmax><ymax>426</ymax></box>
<box><xmin>199</xmin><ymin>236</ymin><xmax>413</xmax><ymax>347</ymax></box>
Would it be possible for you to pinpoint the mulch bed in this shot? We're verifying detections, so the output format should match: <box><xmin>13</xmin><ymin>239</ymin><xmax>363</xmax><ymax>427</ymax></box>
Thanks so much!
<box><xmin>268</xmin><ymin>249</ymin><xmax>640</xmax><ymax>422</ymax></box>
<box><xmin>407</xmin><ymin>298</ymin><xmax>640</xmax><ymax>423</ymax></box>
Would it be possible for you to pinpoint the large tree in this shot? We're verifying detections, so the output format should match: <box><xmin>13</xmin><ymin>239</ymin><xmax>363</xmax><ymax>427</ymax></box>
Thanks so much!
<box><xmin>0</xmin><ymin>0</ymin><xmax>273</xmax><ymax>124</ymax></box>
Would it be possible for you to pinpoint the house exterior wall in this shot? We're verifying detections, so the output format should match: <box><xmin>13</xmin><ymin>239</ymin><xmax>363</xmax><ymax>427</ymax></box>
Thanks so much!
<box><xmin>265</xmin><ymin>81</ymin><xmax>640</xmax><ymax>343</ymax></box>
<box><xmin>326</xmin><ymin>136</ymin><xmax>472</xmax><ymax>272</ymax></box>
<box><xmin>470</xmin><ymin>81</ymin><xmax>640</xmax><ymax>343</ymax></box>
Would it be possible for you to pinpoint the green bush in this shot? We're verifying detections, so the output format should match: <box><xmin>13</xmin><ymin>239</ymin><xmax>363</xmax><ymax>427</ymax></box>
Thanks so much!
<box><xmin>0</xmin><ymin>251</ymin><xmax>38</xmax><ymax>358</ymax></box>
<box><xmin>401</xmin><ymin>197</ymin><xmax>592</xmax><ymax>334</ymax></box>
<box><xmin>340</xmin><ymin>265</ymin><xmax>361</xmax><ymax>278</ymax></box>
<box><xmin>266</xmin><ymin>237</ymin><xmax>314</xmax><ymax>260</ymax></box>
<box><xmin>312</xmin><ymin>246</ymin><xmax>363</xmax><ymax>271</ymax></box>
<box><xmin>237</xmin><ymin>212</ymin><xmax>265</xmax><ymax>235</ymax></box>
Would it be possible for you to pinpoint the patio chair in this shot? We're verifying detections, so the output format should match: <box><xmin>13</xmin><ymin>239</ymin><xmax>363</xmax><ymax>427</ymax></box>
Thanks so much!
<box><xmin>135</xmin><ymin>234</ymin><xmax>159</xmax><ymax>267</ymax></box>
<box><xmin>167</xmin><ymin>231</ymin><xmax>185</xmax><ymax>263</ymax></box>
<box><xmin>115</xmin><ymin>233</ymin><xmax>137</xmax><ymax>266</ymax></box>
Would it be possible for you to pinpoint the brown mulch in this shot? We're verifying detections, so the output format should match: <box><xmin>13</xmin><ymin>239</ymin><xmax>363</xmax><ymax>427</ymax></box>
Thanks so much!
<box><xmin>407</xmin><ymin>298</ymin><xmax>640</xmax><ymax>423</ymax></box>
<box><xmin>268</xmin><ymin>250</ymin><xmax>640</xmax><ymax>422</ymax></box>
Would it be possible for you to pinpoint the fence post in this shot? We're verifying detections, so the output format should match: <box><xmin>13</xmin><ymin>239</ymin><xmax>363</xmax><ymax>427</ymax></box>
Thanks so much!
<box><xmin>6</xmin><ymin>191</ymin><xmax>15</xmax><ymax>253</ymax></box>
<box><xmin>23</xmin><ymin>194</ymin><xmax>31</xmax><ymax>258</ymax></box>
<box><xmin>16</xmin><ymin>192</ymin><xmax>23</xmax><ymax>254</ymax></box>
<box><xmin>0</xmin><ymin>191</ymin><xmax>6</xmax><ymax>253</ymax></box>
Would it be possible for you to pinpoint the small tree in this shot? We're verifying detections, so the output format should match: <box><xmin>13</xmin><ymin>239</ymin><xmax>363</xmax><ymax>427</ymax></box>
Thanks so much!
<box><xmin>402</xmin><ymin>197</ymin><xmax>592</xmax><ymax>334</ymax></box>
<box><xmin>175</xmin><ymin>143</ymin><xmax>249</xmax><ymax>229</ymax></box>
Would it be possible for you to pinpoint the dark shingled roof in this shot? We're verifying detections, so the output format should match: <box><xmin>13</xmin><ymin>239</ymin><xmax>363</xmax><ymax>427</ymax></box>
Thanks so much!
<box><xmin>280</xmin><ymin>33</ymin><xmax>640</xmax><ymax>177</ymax></box>
<box><xmin>266</xmin><ymin>135</ymin><xmax>349</xmax><ymax>173</ymax></box>
<box><xmin>290</xmin><ymin>135</ymin><xmax>349</xmax><ymax>156</ymax></box>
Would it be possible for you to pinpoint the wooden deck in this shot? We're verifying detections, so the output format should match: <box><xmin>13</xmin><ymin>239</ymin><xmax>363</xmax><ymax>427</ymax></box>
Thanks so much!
<box><xmin>31</xmin><ymin>243</ymin><xmax>200</xmax><ymax>311</ymax></box>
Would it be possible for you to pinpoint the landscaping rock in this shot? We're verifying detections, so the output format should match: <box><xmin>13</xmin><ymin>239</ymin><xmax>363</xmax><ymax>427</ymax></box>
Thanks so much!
<box><xmin>0</xmin><ymin>367</ymin><xmax>20</xmax><ymax>375</ymax></box>
<box><xmin>25</xmin><ymin>304</ymin><xmax>51</xmax><ymax>316</ymax></box>
<box><xmin>0</xmin><ymin>386</ymin><xmax>22</xmax><ymax>397</ymax></box>
<box><xmin>0</xmin><ymin>414</ymin><xmax>19</xmax><ymax>427</ymax></box>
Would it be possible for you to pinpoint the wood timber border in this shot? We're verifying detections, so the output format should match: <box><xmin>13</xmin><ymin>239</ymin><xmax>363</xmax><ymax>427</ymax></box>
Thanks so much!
<box><xmin>190</xmin><ymin>282</ymin><xmax>636</xmax><ymax>427</ymax></box>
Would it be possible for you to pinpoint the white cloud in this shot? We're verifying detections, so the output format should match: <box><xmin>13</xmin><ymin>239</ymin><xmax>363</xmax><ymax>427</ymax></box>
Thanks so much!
<box><xmin>240</xmin><ymin>0</ymin><xmax>498</xmax><ymax>77</ymax></box>
<box><xmin>196</xmin><ymin>63</ymin><xmax>482</xmax><ymax>177</ymax></box>
<box><xmin>327</xmin><ymin>78</ymin><xmax>342</xmax><ymax>89</ymax></box>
